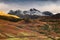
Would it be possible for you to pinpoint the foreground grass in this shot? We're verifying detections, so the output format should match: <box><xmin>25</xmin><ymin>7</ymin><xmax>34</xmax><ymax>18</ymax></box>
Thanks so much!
<box><xmin>4</xmin><ymin>38</ymin><xmax>53</xmax><ymax>40</ymax></box>
<box><xmin>6</xmin><ymin>38</ymin><xmax>29</xmax><ymax>40</ymax></box>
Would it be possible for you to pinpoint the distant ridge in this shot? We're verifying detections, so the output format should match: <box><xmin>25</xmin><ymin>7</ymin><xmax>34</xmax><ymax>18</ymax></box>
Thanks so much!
<box><xmin>51</xmin><ymin>13</ymin><xmax>60</xmax><ymax>19</ymax></box>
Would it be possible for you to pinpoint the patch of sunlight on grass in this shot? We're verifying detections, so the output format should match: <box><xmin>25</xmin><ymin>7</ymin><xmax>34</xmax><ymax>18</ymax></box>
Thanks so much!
<box><xmin>17</xmin><ymin>32</ymin><xmax>30</xmax><ymax>36</ymax></box>
<box><xmin>45</xmin><ymin>38</ymin><xmax>53</xmax><ymax>40</ymax></box>
<box><xmin>6</xmin><ymin>38</ymin><xmax>53</xmax><ymax>40</ymax></box>
<box><xmin>41</xmin><ymin>38</ymin><xmax>53</xmax><ymax>40</ymax></box>
<box><xmin>6</xmin><ymin>38</ymin><xmax>29</xmax><ymax>40</ymax></box>
<box><xmin>0</xmin><ymin>11</ymin><xmax>20</xmax><ymax>18</ymax></box>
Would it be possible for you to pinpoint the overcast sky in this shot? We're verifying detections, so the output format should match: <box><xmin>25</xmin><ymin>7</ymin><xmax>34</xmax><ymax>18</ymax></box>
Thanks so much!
<box><xmin>0</xmin><ymin>0</ymin><xmax>60</xmax><ymax>14</ymax></box>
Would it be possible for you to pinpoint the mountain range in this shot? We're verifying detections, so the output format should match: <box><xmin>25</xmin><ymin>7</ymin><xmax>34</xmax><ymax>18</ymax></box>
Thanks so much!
<box><xmin>8</xmin><ymin>8</ymin><xmax>54</xmax><ymax>18</ymax></box>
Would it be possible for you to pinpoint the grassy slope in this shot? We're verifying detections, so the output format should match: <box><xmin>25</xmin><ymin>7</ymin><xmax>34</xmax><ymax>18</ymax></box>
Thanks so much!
<box><xmin>0</xmin><ymin>19</ymin><xmax>49</xmax><ymax>40</ymax></box>
<box><xmin>0</xmin><ymin>16</ymin><xmax>60</xmax><ymax>40</ymax></box>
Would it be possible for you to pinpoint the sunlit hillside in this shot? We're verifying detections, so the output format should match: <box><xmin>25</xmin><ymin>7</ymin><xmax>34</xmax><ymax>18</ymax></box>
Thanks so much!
<box><xmin>0</xmin><ymin>11</ymin><xmax>20</xmax><ymax>22</ymax></box>
<box><xmin>0</xmin><ymin>11</ymin><xmax>20</xmax><ymax>19</ymax></box>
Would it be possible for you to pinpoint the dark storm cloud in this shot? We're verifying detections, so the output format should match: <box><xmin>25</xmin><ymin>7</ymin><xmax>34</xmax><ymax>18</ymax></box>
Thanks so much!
<box><xmin>0</xmin><ymin>0</ymin><xmax>59</xmax><ymax>2</ymax></box>
<box><xmin>0</xmin><ymin>0</ymin><xmax>60</xmax><ymax>14</ymax></box>
<box><xmin>0</xmin><ymin>0</ymin><xmax>59</xmax><ymax>4</ymax></box>
<box><xmin>0</xmin><ymin>0</ymin><xmax>59</xmax><ymax>5</ymax></box>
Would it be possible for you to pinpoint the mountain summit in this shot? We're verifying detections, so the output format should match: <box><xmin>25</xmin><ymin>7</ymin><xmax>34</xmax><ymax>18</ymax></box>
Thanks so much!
<box><xmin>8</xmin><ymin>8</ymin><xmax>54</xmax><ymax>17</ymax></box>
